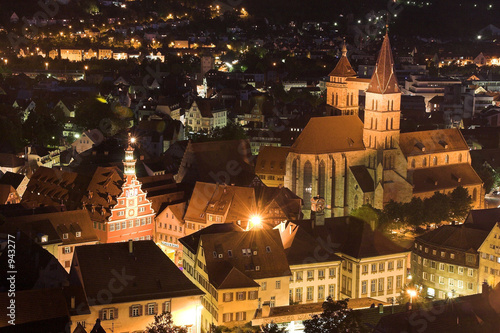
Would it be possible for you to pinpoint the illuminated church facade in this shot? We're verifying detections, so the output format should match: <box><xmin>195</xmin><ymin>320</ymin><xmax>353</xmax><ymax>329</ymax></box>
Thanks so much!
<box><xmin>285</xmin><ymin>34</ymin><xmax>484</xmax><ymax>218</ymax></box>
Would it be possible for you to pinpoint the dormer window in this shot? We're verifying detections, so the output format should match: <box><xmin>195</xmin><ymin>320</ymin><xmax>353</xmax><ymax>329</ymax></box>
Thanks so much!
<box><xmin>76</xmin><ymin>231</ymin><xmax>81</xmax><ymax>238</ymax></box>
<box><xmin>63</xmin><ymin>233</ymin><xmax>69</xmax><ymax>239</ymax></box>
<box><xmin>40</xmin><ymin>235</ymin><xmax>48</xmax><ymax>243</ymax></box>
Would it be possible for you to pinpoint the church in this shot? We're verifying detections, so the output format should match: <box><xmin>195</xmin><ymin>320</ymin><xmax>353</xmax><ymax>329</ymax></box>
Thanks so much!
<box><xmin>284</xmin><ymin>33</ymin><xmax>484</xmax><ymax>218</ymax></box>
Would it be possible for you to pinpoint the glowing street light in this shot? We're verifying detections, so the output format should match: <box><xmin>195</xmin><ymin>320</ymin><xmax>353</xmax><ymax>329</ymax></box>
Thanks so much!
<box><xmin>249</xmin><ymin>215</ymin><xmax>262</xmax><ymax>228</ymax></box>
<box><xmin>45</xmin><ymin>62</ymin><xmax>49</xmax><ymax>70</ymax></box>
<box><xmin>130</xmin><ymin>137</ymin><xmax>136</xmax><ymax>144</ymax></box>
<box><xmin>407</xmin><ymin>289</ymin><xmax>417</xmax><ymax>308</ymax></box>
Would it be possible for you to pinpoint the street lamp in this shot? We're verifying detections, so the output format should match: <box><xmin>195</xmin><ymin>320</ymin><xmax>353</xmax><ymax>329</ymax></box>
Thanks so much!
<box><xmin>407</xmin><ymin>289</ymin><xmax>417</xmax><ymax>309</ymax></box>
<box><xmin>45</xmin><ymin>62</ymin><xmax>49</xmax><ymax>70</ymax></box>
<box><xmin>249</xmin><ymin>215</ymin><xmax>262</xmax><ymax>229</ymax></box>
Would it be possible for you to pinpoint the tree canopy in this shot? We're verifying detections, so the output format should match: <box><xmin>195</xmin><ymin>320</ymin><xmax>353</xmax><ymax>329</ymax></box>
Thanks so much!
<box><xmin>303</xmin><ymin>298</ymin><xmax>364</xmax><ymax>333</ymax></box>
<box><xmin>145</xmin><ymin>312</ymin><xmax>187</xmax><ymax>333</ymax></box>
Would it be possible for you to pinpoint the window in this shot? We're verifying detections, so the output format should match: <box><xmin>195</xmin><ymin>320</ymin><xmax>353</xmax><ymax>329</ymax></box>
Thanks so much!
<box><xmin>101</xmin><ymin>308</ymin><xmax>116</xmax><ymax>320</ymax></box>
<box><xmin>117</xmin><ymin>211</ymin><xmax>124</xmax><ymax>217</ymax></box>
<box><xmin>163</xmin><ymin>301</ymin><xmax>171</xmax><ymax>313</ymax></box>
<box><xmin>450</xmin><ymin>253</ymin><xmax>455</xmax><ymax>259</ymax></box>
<box><xmin>468</xmin><ymin>282</ymin><xmax>473</xmax><ymax>290</ymax></box>
<box><xmin>328</xmin><ymin>284</ymin><xmax>335</xmax><ymax>298</ymax></box>
<box><xmin>307</xmin><ymin>270</ymin><xmax>314</xmax><ymax>280</ymax></box>
<box><xmin>439</xmin><ymin>276</ymin><xmax>445</xmax><ymax>284</ymax></box>
<box><xmin>275</xmin><ymin>281</ymin><xmax>281</xmax><ymax>290</ymax></box>
<box><xmin>423</xmin><ymin>272</ymin><xmax>428</xmax><ymax>280</ymax></box>
<box><xmin>141</xmin><ymin>218</ymin><xmax>146</xmax><ymax>226</ymax></box>
<box><xmin>425</xmin><ymin>247</ymin><xmax>429</xmax><ymax>253</ymax></box>
<box><xmin>362</xmin><ymin>265</ymin><xmax>368</xmax><ymax>274</ymax></box>
<box><xmin>266</xmin><ymin>246</ymin><xmax>271</xmax><ymax>253</ymax></box>
<box><xmin>329</xmin><ymin>267</ymin><xmax>336</xmax><ymax>277</ymax></box>
<box><xmin>318</xmin><ymin>270</ymin><xmax>325</xmax><ymax>279</ymax></box>
<box><xmin>396</xmin><ymin>275</ymin><xmax>402</xmax><ymax>289</ymax></box>
<box><xmin>466</xmin><ymin>254</ymin><xmax>475</xmax><ymax>264</ymax></box>
<box><xmin>222</xmin><ymin>313</ymin><xmax>233</xmax><ymax>322</ymax></box>
<box><xmin>458</xmin><ymin>280</ymin><xmax>463</xmax><ymax>289</ymax></box>
<box><xmin>128</xmin><ymin>220</ymin><xmax>133</xmax><ymax>228</ymax></box>
<box><xmin>296</xmin><ymin>271</ymin><xmax>303</xmax><ymax>281</ymax></box>
<box><xmin>116</xmin><ymin>222</ymin><xmax>121</xmax><ymax>231</ymax></box>
<box><xmin>307</xmin><ymin>286</ymin><xmax>314</xmax><ymax>301</ymax></box>
<box><xmin>147</xmin><ymin>303</ymin><xmax>157</xmax><ymax>315</ymax></box>
<box><xmin>423</xmin><ymin>258</ymin><xmax>428</xmax><ymax>267</ymax></box>
<box><xmin>318</xmin><ymin>285</ymin><xmax>325</xmax><ymax>299</ymax></box>
<box><xmin>441</xmin><ymin>251</ymin><xmax>445</xmax><ymax>258</ymax></box>
<box><xmin>235</xmin><ymin>312</ymin><xmax>246</xmax><ymax>321</ymax></box>
<box><xmin>371</xmin><ymin>280</ymin><xmax>376</xmax><ymax>293</ymax></box>
<box><xmin>362</xmin><ymin>280</ymin><xmax>367</xmax><ymax>294</ymax></box>
<box><xmin>439</xmin><ymin>263</ymin><xmax>445</xmax><ymax>271</ymax></box>
<box><xmin>458</xmin><ymin>266</ymin><xmax>464</xmax><ymax>275</ymax></box>
<box><xmin>467</xmin><ymin>268</ymin><xmax>474</xmax><ymax>277</ymax></box>
<box><xmin>348</xmin><ymin>262</ymin><xmax>353</xmax><ymax>272</ymax></box>
<box><xmin>139</xmin><ymin>207</ymin><xmax>145</xmax><ymax>213</ymax></box>
<box><xmin>296</xmin><ymin>288</ymin><xmax>303</xmax><ymax>301</ymax></box>
<box><xmin>432</xmin><ymin>250</ymin><xmax>437</xmax><ymax>255</ymax></box>
<box><xmin>449</xmin><ymin>278</ymin><xmax>454</xmax><ymax>287</ymax></box>
<box><xmin>135</xmin><ymin>219</ymin><xmax>140</xmax><ymax>227</ymax></box>
<box><xmin>122</xmin><ymin>221</ymin><xmax>126</xmax><ymax>230</ymax></box>
<box><xmin>430</xmin><ymin>274</ymin><xmax>435</xmax><ymax>282</ymax></box>
<box><xmin>371</xmin><ymin>264</ymin><xmax>377</xmax><ymax>273</ymax></box>
<box><xmin>378</xmin><ymin>278</ymin><xmax>384</xmax><ymax>292</ymax></box>
<box><xmin>223</xmin><ymin>293</ymin><xmax>233</xmax><ymax>302</ymax></box>
<box><xmin>63</xmin><ymin>247</ymin><xmax>71</xmax><ymax>254</ymax></box>
<box><xmin>75</xmin><ymin>231</ymin><xmax>81</xmax><ymax>238</ymax></box>
<box><xmin>110</xmin><ymin>224</ymin><xmax>115</xmax><ymax>232</ymax></box>
<box><xmin>431</xmin><ymin>261</ymin><xmax>436</xmax><ymax>269</ymax></box>
<box><xmin>387</xmin><ymin>276</ymin><xmax>393</xmax><ymax>290</ymax></box>
<box><xmin>397</xmin><ymin>260</ymin><xmax>403</xmax><ymax>269</ymax></box>
<box><xmin>388</xmin><ymin>261</ymin><xmax>394</xmax><ymax>270</ymax></box>
<box><xmin>236</xmin><ymin>292</ymin><xmax>246</xmax><ymax>301</ymax></box>
<box><xmin>448</xmin><ymin>265</ymin><xmax>454</xmax><ymax>273</ymax></box>
<box><xmin>261</xmin><ymin>282</ymin><xmax>267</xmax><ymax>291</ymax></box>
<box><xmin>249</xmin><ymin>291</ymin><xmax>258</xmax><ymax>300</ymax></box>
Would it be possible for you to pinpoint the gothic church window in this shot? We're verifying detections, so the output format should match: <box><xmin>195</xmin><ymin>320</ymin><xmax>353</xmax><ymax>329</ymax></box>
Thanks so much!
<box><xmin>318</xmin><ymin>161</ymin><xmax>326</xmax><ymax>198</ymax></box>
<box><xmin>303</xmin><ymin>161</ymin><xmax>313</xmax><ymax>209</ymax></box>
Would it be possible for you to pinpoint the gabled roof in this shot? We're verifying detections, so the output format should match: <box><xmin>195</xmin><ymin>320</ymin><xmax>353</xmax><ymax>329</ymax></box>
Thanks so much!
<box><xmin>399</xmin><ymin>128</ymin><xmax>469</xmax><ymax>157</ymax></box>
<box><xmin>465</xmin><ymin>207</ymin><xmax>500</xmax><ymax>232</ymax></box>
<box><xmin>292</xmin><ymin>116</ymin><xmax>365</xmax><ymax>154</ymax></box>
<box><xmin>8</xmin><ymin>210</ymin><xmax>98</xmax><ymax>245</ymax></box>
<box><xmin>416</xmin><ymin>225</ymin><xmax>488</xmax><ymax>251</ymax></box>
<box><xmin>255</xmin><ymin>146</ymin><xmax>291</xmax><ymax>176</ymax></box>
<box><xmin>0</xmin><ymin>171</ymin><xmax>25</xmax><ymax>188</ymax></box>
<box><xmin>72</xmin><ymin>241</ymin><xmax>203</xmax><ymax>305</ymax></box>
<box><xmin>0</xmin><ymin>153</ymin><xmax>24</xmax><ymax>168</ymax></box>
<box><xmin>328</xmin><ymin>43</ymin><xmax>356</xmax><ymax>78</ymax></box>
<box><xmin>366</xmin><ymin>33</ymin><xmax>400</xmax><ymax>94</ymax></box>
<box><xmin>0</xmin><ymin>288</ymin><xmax>69</xmax><ymax>330</ymax></box>
<box><xmin>411</xmin><ymin>164</ymin><xmax>482</xmax><ymax>193</ymax></box>
<box><xmin>350</xmin><ymin>165</ymin><xmax>374</xmax><ymax>193</ymax></box>
<box><xmin>184</xmin><ymin>182</ymin><xmax>256</xmax><ymax>227</ymax></box>
<box><xmin>201</xmin><ymin>229</ymin><xmax>291</xmax><ymax>282</ymax></box>
<box><xmin>254</xmin><ymin>186</ymin><xmax>302</xmax><ymax>221</ymax></box>
<box><xmin>179</xmin><ymin>223</ymin><xmax>242</xmax><ymax>254</ymax></box>
<box><xmin>293</xmin><ymin>217</ymin><xmax>408</xmax><ymax>259</ymax></box>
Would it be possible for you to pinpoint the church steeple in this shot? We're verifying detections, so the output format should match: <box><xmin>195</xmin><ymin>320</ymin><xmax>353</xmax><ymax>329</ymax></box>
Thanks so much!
<box><xmin>367</xmin><ymin>32</ymin><xmax>400</xmax><ymax>94</ymax></box>
<box><xmin>123</xmin><ymin>133</ymin><xmax>136</xmax><ymax>178</ymax></box>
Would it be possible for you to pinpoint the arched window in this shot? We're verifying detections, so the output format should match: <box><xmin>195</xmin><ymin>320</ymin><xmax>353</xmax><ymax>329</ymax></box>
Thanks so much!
<box><xmin>371</xmin><ymin>99</ymin><xmax>375</xmax><ymax>110</ymax></box>
<box><xmin>318</xmin><ymin>161</ymin><xmax>326</xmax><ymax>198</ymax></box>
<box><xmin>473</xmin><ymin>188</ymin><xmax>477</xmax><ymax>202</ymax></box>
<box><xmin>375</xmin><ymin>119</ymin><xmax>378</xmax><ymax>130</ymax></box>
<box><xmin>346</xmin><ymin>93</ymin><xmax>350</xmax><ymax>106</ymax></box>
<box><xmin>458</xmin><ymin>154</ymin><xmax>463</xmax><ymax>163</ymax></box>
<box><xmin>423</xmin><ymin>157</ymin><xmax>427</xmax><ymax>167</ymax></box>
<box><xmin>376</xmin><ymin>100</ymin><xmax>378</xmax><ymax>110</ymax></box>
<box><xmin>368</xmin><ymin>136</ymin><xmax>372</xmax><ymax>147</ymax></box>
<box><xmin>354</xmin><ymin>195</ymin><xmax>359</xmax><ymax>209</ymax></box>
<box><xmin>433</xmin><ymin>156</ymin><xmax>438</xmax><ymax>166</ymax></box>
<box><xmin>445</xmin><ymin>155</ymin><xmax>449</xmax><ymax>164</ymax></box>
<box><xmin>303</xmin><ymin>161</ymin><xmax>313</xmax><ymax>209</ymax></box>
<box><xmin>391</xmin><ymin>100</ymin><xmax>394</xmax><ymax>111</ymax></box>
<box><xmin>292</xmin><ymin>159</ymin><xmax>297</xmax><ymax>193</ymax></box>
<box><xmin>387</xmin><ymin>101</ymin><xmax>390</xmax><ymax>111</ymax></box>
<box><xmin>386</xmin><ymin>118</ymin><xmax>389</xmax><ymax>130</ymax></box>
<box><xmin>370</xmin><ymin>118</ymin><xmax>373</xmax><ymax>129</ymax></box>
<box><xmin>391</xmin><ymin>118</ymin><xmax>394</xmax><ymax>129</ymax></box>
<box><xmin>411</xmin><ymin>159</ymin><xmax>416</xmax><ymax>168</ymax></box>
<box><xmin>351</xmin><ymin>93</ymin><xmax>354</xmax><ymax>106</ymax></box>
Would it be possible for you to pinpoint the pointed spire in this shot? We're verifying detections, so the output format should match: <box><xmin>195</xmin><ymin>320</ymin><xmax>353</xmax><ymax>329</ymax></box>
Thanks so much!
<box><xmin>329</xmin><ymin>38</ymin><xmax>356</xmax><ymax>78</ymax></box>
<box><xmin>367</xmin><ymin>32</ymin><xmax>400</xmax><ymax>94</ymax></box>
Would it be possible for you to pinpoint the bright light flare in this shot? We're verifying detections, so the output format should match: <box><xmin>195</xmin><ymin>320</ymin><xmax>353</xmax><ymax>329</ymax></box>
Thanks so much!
<box><xmin>130</xmin><ymin>137</ymin><xmax>136</xmax><ymax>143</ymax></box>
<box><xmin>407</xmin><ymin>289</ymin><xmax>417</xmax><ymax>298</ymax></box>
<box><xmin>249</xmin><ymin>215</ymin><xmax>262</xmax><ymax>228</ymax></box>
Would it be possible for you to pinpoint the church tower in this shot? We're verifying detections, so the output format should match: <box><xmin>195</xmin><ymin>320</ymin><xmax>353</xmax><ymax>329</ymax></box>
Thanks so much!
<box><xmin>123</xmin><ymin>133</ymin><xmax>137</xmax><ymax>181</ymax></box>
<box><xmin>363</xmin><ymin>32</ymin><xmax>411</xmax><ymax>208</ymax></box>
<box><xmin>326</xmin><ymin>41</ymin><xmax>359</xmax><ymax>115</ymax></box>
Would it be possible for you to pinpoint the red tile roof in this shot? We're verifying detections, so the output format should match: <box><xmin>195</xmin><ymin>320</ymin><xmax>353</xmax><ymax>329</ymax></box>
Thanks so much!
<box><xmin>410</xmin><ymin>164</ymin><xmax>482</xmax><ymax>194</ymax></box>
<box><xmin>400</xmin><ymin>128</ymin><xmax>469</xmax><ymax>157</ymax></box>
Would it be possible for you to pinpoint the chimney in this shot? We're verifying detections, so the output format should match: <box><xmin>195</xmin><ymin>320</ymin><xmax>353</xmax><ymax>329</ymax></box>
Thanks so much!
<box><xmin>71</xmin><ymin>296</ymin><xmax>75</xmax><ymax>310</ymax></box>
<box><xmin>129</xmin><ymin>239</ymin><xmax>133</xmax><ymax>254</ymax></box>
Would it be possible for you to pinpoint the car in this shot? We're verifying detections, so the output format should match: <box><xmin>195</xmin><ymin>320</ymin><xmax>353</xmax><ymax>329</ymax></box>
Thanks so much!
<box><xmin>493</xmin><ymin>190</ymin><xmax>500</xmax><ymax>196</ymax></box>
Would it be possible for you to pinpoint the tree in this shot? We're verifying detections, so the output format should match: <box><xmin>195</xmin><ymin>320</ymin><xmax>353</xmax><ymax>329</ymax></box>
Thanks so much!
<box><xmin>303</xmin><ymin>298</ymin><xmax>364</xmax><ymax>333</ymax></box>
<box><xmin>448</xmin><ymin>186</ymin><xmax>473</xmax><ymax>222</ymax></box>
<box><xmin>145</xmin><ymin>312</ymin><xmax>186</xmax><ymax>333</ymax></box>
<box><xmin>260</xmin><ymin>323</ymin><xmax>286</xmax><ymax>333</ymax></box>
<box><xmin>349</xmin><ymin>204</ymin><xmax>381</xmax><ymax>230</ymax></box>
<box><xmin>424</xmin><ymin>192</ymin><xmax>450</xmax><ymax>224</ymax></box>
<box><xmin>403</xmin><ymin>197</ymin><xmax>425</xmax><ymax>227</ymax></box>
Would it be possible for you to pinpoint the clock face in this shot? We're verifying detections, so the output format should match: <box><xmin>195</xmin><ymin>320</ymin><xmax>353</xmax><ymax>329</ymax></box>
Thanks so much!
<box><xmin>128</xmin><ymin>209</ymin><xmax>135</xmax><ymax>216</ymax></box>
<box><xmin>317</xmin><ymin>199</ymin><xmax>325</xmax><ymax>212</ymax></box>
<box><xmin>129</xmin><ymin>199</ymin><xmax>134</xmax><ymax>206</ymax></box>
